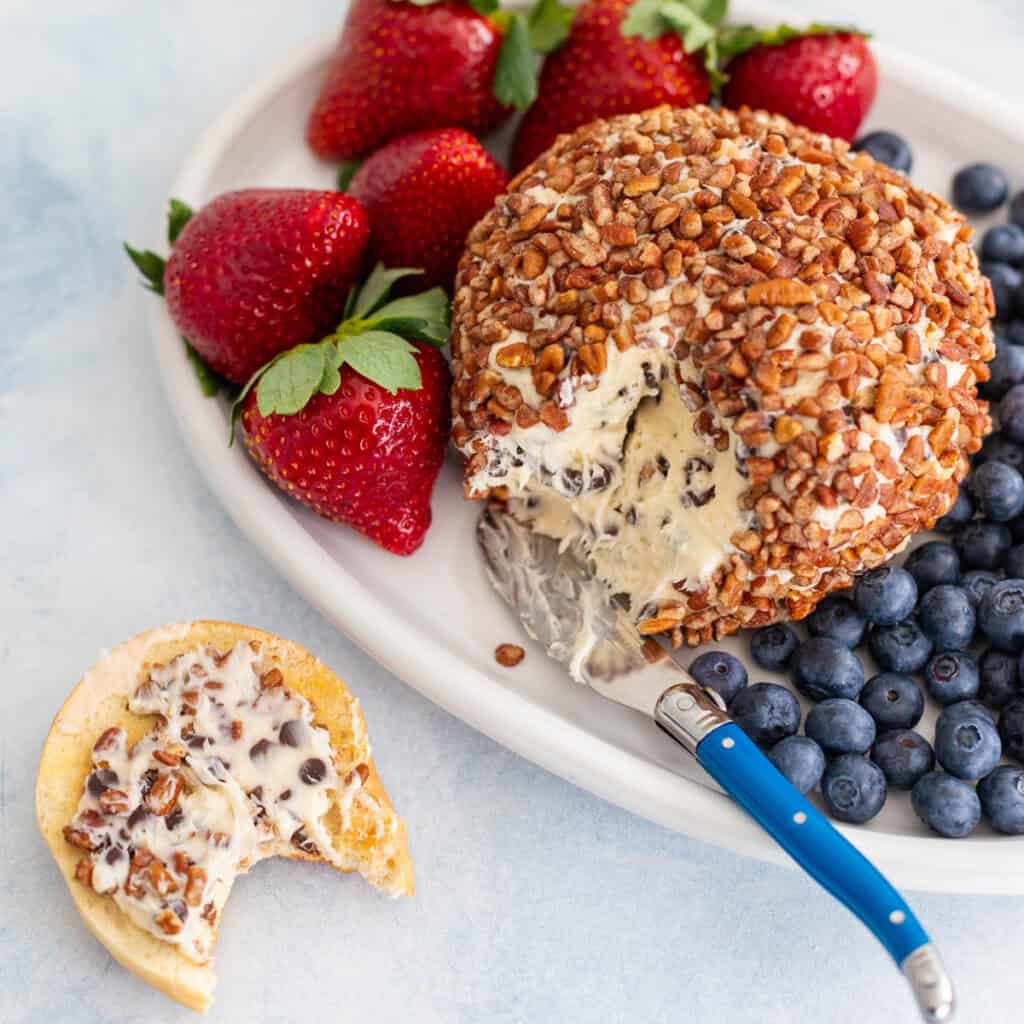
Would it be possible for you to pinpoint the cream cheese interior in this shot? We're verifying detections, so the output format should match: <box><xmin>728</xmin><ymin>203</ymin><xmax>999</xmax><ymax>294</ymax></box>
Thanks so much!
<box><xmin>491</xmin><ymin>346</ymin><xmax>750</xmax><ymax>616</ymax></box>
<box><xmin>65</xmin><ymin>642</ymin><xmax>362</xmax><ymax>963</ymax></box>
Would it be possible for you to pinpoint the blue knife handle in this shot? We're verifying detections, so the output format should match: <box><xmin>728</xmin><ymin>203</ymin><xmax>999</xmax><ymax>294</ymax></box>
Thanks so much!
<box><xmin>697</xmin><ymin>721</ymin><xmax>925</xmax><ymax>963</ymax></box>
<box><xmin>653</xmin><ymin>684</ymin><xmax>954</xmax><ymax>1021</ymax></box>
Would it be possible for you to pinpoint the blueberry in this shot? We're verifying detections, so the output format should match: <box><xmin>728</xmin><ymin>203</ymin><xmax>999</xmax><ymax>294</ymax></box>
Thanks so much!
<box><xmin>967</xmin><ymin>461</ymin><xmax>1024</xmax><ymax>521</ymax></box>
<box><xmin>978</xmin><ymin>765</ymin><xmax>1024</xmax><ymax>834</ymax></box>
<box><xmin>911</xmin><ymin>772</ymin><xmax>981</xmax><ymax>838</ymax></box>
<box><xmin>868</xmin><ymin>621</ymin><xmax>933</xmax><ymax>674</ymax></box>
<box><xmin>982</xmin><ymin>262</ymin><xmax>1022</xmax><ymax>321</ymax></box>
<box><xmin>999</xmin><ymin>696</ymin><xmax>1024</xmax><ymax>763</ymax></box>
<box><xmin>979</xmin><ymin>648</ymin><xmax>1020</xmax><ymax>708</ymax></box>
<box><xmin>935</xmin><ymin>488</ymin><xmax>974</xmax><ymax>533</ymax></box>
<box><xmin>924</xmin><ymin>650</ymin><xmax>980</xmax><ymax>705</ymax></box>
<box><xmin>1009</xmin><ymin>319</ymin><xmax>1024</xmax><ymax>346</ymax></box>
<box><xmin>953</xmin><ymin>162</ymin><xmax>1009</xmax><ymax>213</ymax></box>
<box><xmin>859</xmin><ymin>672</ymin><xmax>924</xmax><ymax>730</ymax></box>
<box><xmin>689</xmin><ymin>650</ymin><xmax>747</xmax><ymax>706</ymax></box>
<box><xmin>935</xmin><ymin>700</ymin><xmax>1002</xmax><ymax>779</ymax></box>
<box><xmin>805</xmin><ymin>699</ymin><xmax>876</xmax><ymax>756</ymax></box>
<box><xmin>821</xmin><ymin>755</ymin><xmax>887</xmax><ymax>824</ymax></box>
<box><xmin>729</xmin><ymin>682</ymin><xmax>801</xmax><ymax>747</ymax></box>
<box><xmin>792</xmin><ymin>637</ymin><xmax>865</xmax><ymax>701</ymax></box>
<box><xmin>977</xmin><ymin>434</ymin><xmax>1024</xmax><ymax>474</ymax></box>
<box><xmin>853</xmin><ymin>130</ymin><xmax>912</xmax><ymax>173</ymax></box>
<box><xmin>999</xmin><ymin>384</ymin><xmax>1024</xmax><ymax>444</ymax></box>
<box><xmin>917</xmin><ymin>585</ymin><xmax>976</xmax><ymax>651</ymax></box>
<box><xmin>853</xmin><ymin>566</ymin><xmax>918</xmax><ymax>624</ymax></box>
<box><xmin>954</xmin><ymin>521</ymin><xmax>1012</xmax><ymax>570</ymax></box>
<box><xmin>961</xmin><ymin>570</ymin><xmax>1002</xmax><ymax>609</ymax></box>
<box><xmin>871</xmin><ymin>729</ymin><xmax>934</xmax><ymax>789</ymax></box>
<box><xmin>1012</xmin><ymin>190</ymin><xmax>1024</xmax><ymax>228</ymax></box>
<box><xmin>981</xmin><ymin>223</ymin><xmax>1024</xmax><ymax>267</ymax></box>
<box><xmin>805</xmin><ymin>595</ymin><xmax>866</xmax><ymax>649</ymax></box>
<box><xmin>979</xmin><ymin>579</ymin><xmax>1024</xmax><ymax>651</ymax></box>
<box><xmin>1004</xmin><ymin>543</ymin><xmax>1024</xmax><ymax>579</ymax></box>
<box><xmin>749</xmin><ymin>623</ymin><xmax>799</xmax><ymax>671</ymax></box>
<box><xmin>768</xmin><ymin>735</ymin><xmax>825</xmax><ymax>795</ymax></box>
<box><xmin>979</xmin><ymin>335</ymin><xmax>1024</xmax><ymax>401</ymax></box>
<box><xmin>902</xmin><ymin>542</ymin><xmax>960</xmax><ymax>594</ymax></box>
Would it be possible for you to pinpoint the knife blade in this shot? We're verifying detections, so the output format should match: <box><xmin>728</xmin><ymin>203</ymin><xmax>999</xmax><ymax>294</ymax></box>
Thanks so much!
<box><xmin>478</xmin><ymin>507</ymin><xmax>955</xmax><ymax>1023</ymax></box>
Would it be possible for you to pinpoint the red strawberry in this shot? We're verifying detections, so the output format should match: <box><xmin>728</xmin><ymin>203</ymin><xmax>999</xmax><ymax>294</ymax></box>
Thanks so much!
<box><xmin>242</xmin><ymin>343</ymin><xmax>450</xmax><ymax>555</ymax></box>
<box><xmin>722</xmin><ymin>31</ymin><xmax>877</xmax><ymax>142</ymax></box>
<box><xmin>511</xmin><ymin>0</ymin><xmax>711</xmax><ymax>172</ymax></box>
<box><xmin>160</xmin><ymin>190</ymin><xmax>369</xmax><ymax>385</ymax></box>
<box><xmin>236</xmin><ymin>265</ymin><xmax>453</xmax><ymax>555</ymax></box>
<box><xmin>307</xmin><ymin>0</ymin><xmax>511</xmax><ymax>161</ymax></box>
<box><xmin>348</xmin><ymin>128</ymin><xmax>508</xmax><ymax>292</ymax></box>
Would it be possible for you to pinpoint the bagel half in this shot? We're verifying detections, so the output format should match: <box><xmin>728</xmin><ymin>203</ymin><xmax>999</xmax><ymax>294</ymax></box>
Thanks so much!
<box><xmin>36</xmin><ymin>621</ymin><xmax>414</xmax><ymax>1012</ymax></box>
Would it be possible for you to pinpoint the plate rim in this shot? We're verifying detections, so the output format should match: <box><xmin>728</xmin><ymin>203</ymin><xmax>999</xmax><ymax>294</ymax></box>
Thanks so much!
<box><xmin>152</xmin><ymin>19</ymin><xmax>1024</xmax><ymax>894</ymax></box>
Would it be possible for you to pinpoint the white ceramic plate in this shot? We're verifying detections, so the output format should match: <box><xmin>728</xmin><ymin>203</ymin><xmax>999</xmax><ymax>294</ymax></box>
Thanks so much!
<box><xmin>153</xmin><ymin>3</ymin><xmax>1024</xmax><ymax>893</ymax></box>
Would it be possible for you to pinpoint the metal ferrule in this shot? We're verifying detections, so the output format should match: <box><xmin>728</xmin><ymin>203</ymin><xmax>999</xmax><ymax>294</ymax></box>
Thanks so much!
<box><xmin>653</xmin><ymin>683</ymin><xmax>731</xmax><ymax>755</ymax></box>
<box><xmin>902</xmin><ymin>944</ymin><xmax>956</xmax><ymax>1022</ymax></box>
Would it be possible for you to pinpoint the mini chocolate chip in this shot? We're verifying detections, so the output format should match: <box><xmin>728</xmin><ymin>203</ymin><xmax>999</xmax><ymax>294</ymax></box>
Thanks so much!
<box><xmin>250</xmin><ymin>785</ymin><xmax>264</xmax><ymax>801</ymax></box>
<box><xmin>526</xmin><ymin>496</ymin><xmax>540</xmax><ymax>509</ymax></box>
<box><xmin>278</xmin><ymin>721</ymin><xmax>306</xmax><ymax>747</ymax></box>
<box><xmin>127</xmin><ymin>806</ymin><xmax>149</xmax><ymax>829</ymax></box>
<box><xmin>291</xmin><ymin>828</ymin><xmax>318</xmax><ymax>856</ymax></box>
<box><xmin>299</xmin><ymin>758</ymin><xmax>327</xmax><ymax>785</ymax></box>
<box><xmin>625</xmin><ymin>507</ymin><xmax>637</xmax><ymax>526</ymax></box>
<box><xmin>560</xmin><ymin>469</ymin><xmax>583</xmax><ymax>496</ymax></box>
<box><xmin>87</xmin><ymin>769</ymin><xmax>118</xmax><ymax>798</ymax></box>
<box><xmin>140</xmin><ymin>768</ymin><xmax>159</xmax><ymax>795</ymax></box>
<box><xmin>165</xmin><ymin>806</ymin><xmax>184</xmax><ymax>831</ymax></box>
<box><xmin>187</xmin><ymin>734</ymin><xmax>210</xmax><ymax>750</ymax></box>
<box><xmin>249</xmin><ymin>739</ymin><xmax>273</xmax><ymax>760</ymax></box>
<box><xmin>684</xmin><ymin>456</ymin><xmax>712</xmax><ymax>484</ymax></box>
<box><xmin>170</xmin><ymin>899</ymin><xmax>189</xmax><ymax>921</ymax></box>
<box><xmin>105</xmin><ymin>846</ymin><xmax>124</xmax><ymax>865</ymax></box>
<box><xmin>279</xmin><ymin>788</ymin><xmax>292</xmax><ymax>801</ymax></box>
<box><xmin>656</xmin><ymin>455</ymin><xmax>670</xmax><ymax>476</ymax></box>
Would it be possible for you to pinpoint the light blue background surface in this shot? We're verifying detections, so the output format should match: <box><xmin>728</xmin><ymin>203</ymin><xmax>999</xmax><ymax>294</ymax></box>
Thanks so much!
<box><xmin>2</xmin><ymin>1</ymin><xmax>1022</xmax><ymax>1021</ymax></box>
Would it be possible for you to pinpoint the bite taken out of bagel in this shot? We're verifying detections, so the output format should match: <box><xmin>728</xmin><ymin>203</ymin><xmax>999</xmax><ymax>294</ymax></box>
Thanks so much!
<box><xmin>36</xmin><ymin>621</ymin><xmax>413</xmax><ymax>1013</ymax></box>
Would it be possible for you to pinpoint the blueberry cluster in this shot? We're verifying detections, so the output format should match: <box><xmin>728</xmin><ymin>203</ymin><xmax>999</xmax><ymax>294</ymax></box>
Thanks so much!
<box><xmin>692</xmin><ymin>553</ymin><xmax>1024</xmax><ymax>839</ymax></box>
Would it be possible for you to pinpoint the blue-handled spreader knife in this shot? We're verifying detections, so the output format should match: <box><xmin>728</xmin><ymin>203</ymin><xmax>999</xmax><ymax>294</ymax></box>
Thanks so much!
<box><xmin>477</xmin><ymin>508</ymin><xmax>954</xmax><ymax>1023</ymax></box>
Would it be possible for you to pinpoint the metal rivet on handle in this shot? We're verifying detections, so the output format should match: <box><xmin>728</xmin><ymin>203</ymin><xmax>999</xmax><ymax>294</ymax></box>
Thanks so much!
<box><xmin>674</xmin><ymin>692</ymin><xmax>695</xmax><ymax>712</ymax></box>
<box><xmin>793</xmin><ymin>812</ymin><xmax>807</xmax><ymax>824</ymax></box>
<box><xmin>890</xmin><ymin>910</ymin><xmax>906</xmax><ymax>925</ymax></box>
<box><xmin>722</xmin><ymin>737</ymin><xmax>735</xmax><ymax>749</ymax></box>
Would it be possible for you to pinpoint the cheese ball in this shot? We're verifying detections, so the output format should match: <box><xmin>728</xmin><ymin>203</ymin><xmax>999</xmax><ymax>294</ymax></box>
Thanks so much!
<box><xmin>450</xmin><ymin>105</ymin><xmax>994</xmax><ymax>645</ymax></box>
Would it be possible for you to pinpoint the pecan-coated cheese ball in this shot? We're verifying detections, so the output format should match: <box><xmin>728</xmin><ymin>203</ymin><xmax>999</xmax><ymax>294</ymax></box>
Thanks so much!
<box><xmin>450</xmin><ymin>105</ymin><xmax>994</xmax><ymax>646</ymax></box>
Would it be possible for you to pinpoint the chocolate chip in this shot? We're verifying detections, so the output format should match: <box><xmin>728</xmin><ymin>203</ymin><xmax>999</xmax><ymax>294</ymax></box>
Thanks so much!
<box><xmin>656</xmin><ymin>455</ymin><xmax>670</xmax><ymax>476</ymax></box>
<box><xmin>127</xmin><ymin>806</ymin><xmax>149</xmax><ymax>829</ymax></box>
<box><xmin>165</xmin><ymin>806</ymin><xmax>184</xmax><ymax>831</ymax></box>
<box><xmin>299</xmin><ymin>758</ymin><xmax>327</xmax><ymax>785</ymax></box>
<box><xmin>187</xmin><ymin>734</ymin><xmax>211</xmax><ymax>750</ymax></box>
<box><xmin>560</xmin><ymin>469</ymin><xmax>583</xmax><ymax>496</ymax></box>
<box><xmin>249</xmin><ymin>739</ymin><xmax>273</xmax><ymax>760</ymax></box>
<box><xmin>105</xmin><ymin>846</ymin><xmax>124</xmax><ymax>865</ymax></box>
<box><xmin>625</xmin><ymin>507</ymin><xmax>637</xmax><ymax>526</ymax></box>
<box><xmin>291</xmin><ymin>828</ymin><xmax>318</xmax><ymax>856</ymax></box>
<box><xmin>170</xmin><ymin>899</ymin><xmax>189</xmax><ymax>921</ymax></box>
<box><xmin>278</xmin><ymin>721</ymin><xmax>306</xmax><ymax>747</ymax></box>
<box><xmin>87</xmin><ymin>769</ymin><xmax>118</xmax><ymax>798</ymax></box>
<box><xmin>684</xmin><ymin>456</ymin><xmax>712</xmax><ymax>483</ymax></box>
<box><xmin>140</xmin><ymin>768</ymin><xmax>159</xmax><ymax>795</ymax></box>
